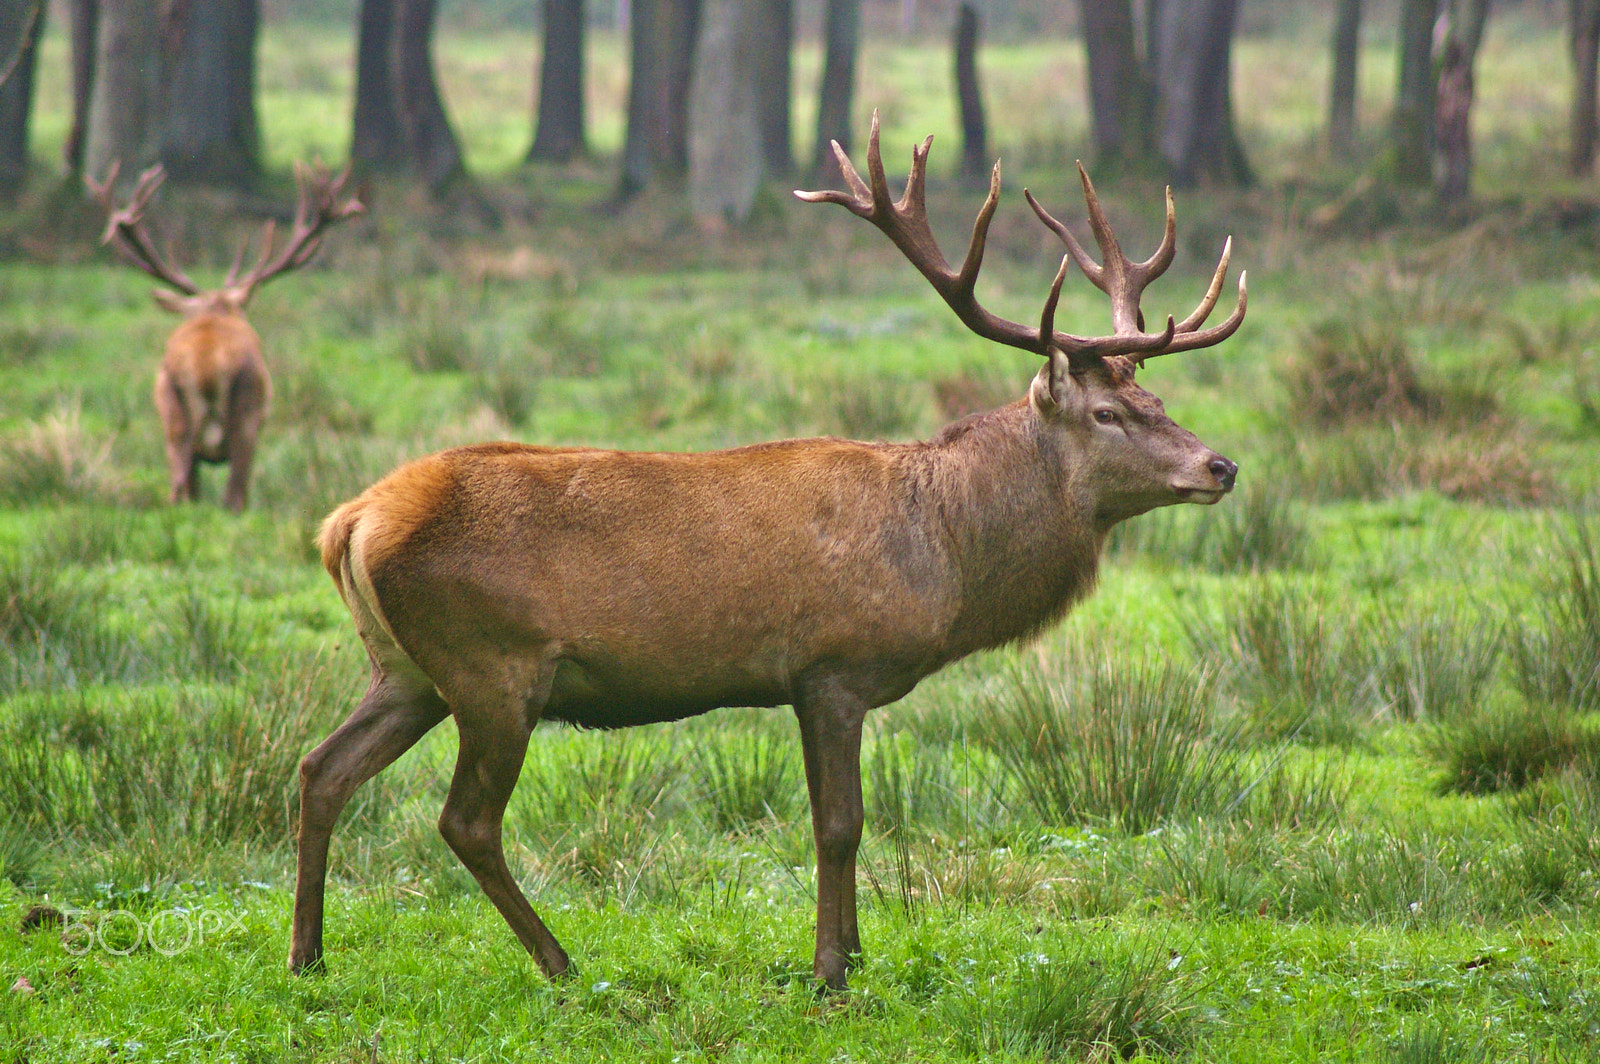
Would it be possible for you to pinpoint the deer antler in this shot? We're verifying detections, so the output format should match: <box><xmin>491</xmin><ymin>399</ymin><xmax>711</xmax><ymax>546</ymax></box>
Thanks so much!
<box><xmin>1025</xmin><ymin>165</ymin><xmax>1246</xmax><ymax>362</ymax></box>
<box><xmin>796</xmin><ymin>112</ymin><xmax>1246</xmax><ymax>369</ymax></box>
<box><xmin>86</xmin><ymin>161</ymin><xmax>202</xmax><ymax>295</ymax></box>
<box><xmin>223</xmin><ymin>160</ymin><xmax>364</xmax><ymax>304</ymax></box>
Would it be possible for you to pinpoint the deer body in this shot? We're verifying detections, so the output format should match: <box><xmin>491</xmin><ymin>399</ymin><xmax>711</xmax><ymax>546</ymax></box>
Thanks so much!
<box><xmin>153</xmin><ymin>299</ymin><xmax>270</xmax><ymax>509</ymax></box>
<box><xmin>291</xmin><ymin>118</ymin><xmax>1246</xmax><ymax>990</ymax></box>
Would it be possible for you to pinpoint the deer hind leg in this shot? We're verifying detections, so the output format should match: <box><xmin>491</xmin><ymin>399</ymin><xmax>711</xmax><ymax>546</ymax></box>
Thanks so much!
<box><xmin>436</xmin><ymin>686</ymin><xmax>571</xmax><ymax>979</ymax></box>
<box><xmin>289</xmin><ymin>669</ymin><xmax>448</xmax><ymax>973</ymax></box>
<box><xmin>220</xmin><ymin>367</ymin><xmax>269</xmax><ymax>513</ymax></box>
<box><xmin>154</xmin><ymin>368</ymin><xmax>198</xmax><ymax>503</ymax></box>
<box><xmin>794</xmin><ymin>681</ymin><xmax>869</xmax><ymax>991</ymax></box>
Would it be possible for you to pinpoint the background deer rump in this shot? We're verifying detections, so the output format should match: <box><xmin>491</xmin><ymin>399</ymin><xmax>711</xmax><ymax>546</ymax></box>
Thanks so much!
<box><xmin>290</xmin><ymin>117</ymin><xmax>1246</xmax><ymax>992</ymax></box>
<box><xmin>89</xmin><ymin>162</ymin><xmax>363</xmax><ymax>512</ymax></box>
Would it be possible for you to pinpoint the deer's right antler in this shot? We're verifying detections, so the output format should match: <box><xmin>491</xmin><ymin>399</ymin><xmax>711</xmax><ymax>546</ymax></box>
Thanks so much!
<box><xmin>796</xmin><ymin>112</ymin><xmax>1246</xmax><ymax>370</ymax></box>
<box><xmin>223</xmin><ymin>160</ymin><xmax>365</xmax><ymax>304</ymax></box>
<box><xmin>86</xmin><ymin>161</ymin><xmax>202</xmax><ymax>296</ymax></box>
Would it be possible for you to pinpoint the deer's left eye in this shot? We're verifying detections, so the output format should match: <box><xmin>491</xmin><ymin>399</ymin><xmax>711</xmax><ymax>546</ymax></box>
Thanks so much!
<box><xmin>1093</xmin><ymin>409</ymin><xmax>1118</xmax><ymax>425</ymax></box>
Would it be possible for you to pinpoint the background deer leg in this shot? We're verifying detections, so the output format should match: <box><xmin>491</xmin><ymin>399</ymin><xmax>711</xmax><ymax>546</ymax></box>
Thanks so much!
<box><xmin>220</xmin><ymin>373</ymin><xmax>268</xmax><ymax>512</ymax></box>
<box><xmin>154</xmin><ymin>369</ymin><xmax>197</xmax><ymax>502</ymax></box>
<box><xmin>290</xmin><ymin>670</ymin><xmax>448</xmax><ymax>973</ymax></box>
<box><xmin>794</xmin><ymin>684</ymin><xmax>868</xmax><ymax>990</ymax></box>
<box><xmin>437</xmin><ymin>696</ymin><xmax>571</xmax><ymax>978</ymax></box>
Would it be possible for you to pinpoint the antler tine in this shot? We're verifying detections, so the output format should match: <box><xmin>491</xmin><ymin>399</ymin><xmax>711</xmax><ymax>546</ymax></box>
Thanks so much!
<box><xmin>228</xmin><ymin>159</ymin><xmax>363</xmax><ymax>304</ymax></box>
<box><xmin>795</xmin><ymin>118</ymin><xmax>1190</xmax><ymax>365</ymax></box>
<box><xmin>87</xmin><ymin>162</ymin><xmax>202</xmax><ymax>296</ymax></box>
<box><xmin>1175</xmin><ymin>236</ymin><xmax>1231</xmax><ymax>333</ymax></box>
<box><xmin>1157</xmin><ymin>271</ymin><xmax>1248</xmax><ymax>355</ymax></box>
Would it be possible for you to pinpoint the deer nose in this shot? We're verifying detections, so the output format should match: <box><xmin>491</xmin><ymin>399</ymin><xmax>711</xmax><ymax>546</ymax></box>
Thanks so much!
<box><xmin>1208</xmin><ymin>456</ymin><xmax>1238</xmax><ymax>492</ymax></box>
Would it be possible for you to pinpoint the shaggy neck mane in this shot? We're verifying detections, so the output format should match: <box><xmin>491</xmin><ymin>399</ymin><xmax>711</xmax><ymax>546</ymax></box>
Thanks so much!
<box><xmin>913</xmin><ymin>399</ymin><xmax>1104</xmax><ymax>658</ymax></box>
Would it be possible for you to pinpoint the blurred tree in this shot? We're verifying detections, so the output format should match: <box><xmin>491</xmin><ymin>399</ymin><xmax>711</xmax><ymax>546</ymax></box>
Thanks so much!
<box><xmin>954</xmin><ymin>1</ymin><xmax>988</xmax><ymax>179</ymax></box>
<box><xmin>752</xmin><ymin>0</ymin><xmax>793</xmax><ymax>177</ymax></box>
<box><xmin>1392</xmin><ymin>0</ymin><xmax>1439</xmax><ymax>186</ymax></box>
<box><xmin>1435</xmin><ymin>0</ymin><xmax>1490</xmax><ymax>203</ymax></box>
<box><xmin>352</xmin><ymin>0</ymin><xmax>467</xmax><ymax>194</ymax></box>
<box><xmin>618</xmin><ymin>0</ymin><xmax>699</xmax><ymax>199</ymax></box>
<box><xmin>0</xmin><ymin>0</ymin><xmax>45</xmax><ymax>200</ymax></box>
<box><xmin>83</xmin><ymin>0</ymin><xmax>165</xmax><ymax>188</ymax></box>
<box><xmin>1328</xmin><ymin>0</ymin><xmax>1361</xmax><ymax>154</ymax></box>
<box><xmin>811</xmin><ymin>0</ymin><xmax>859</xmax><ymax>182</ymax></box>
<box><xmin>1150</xmin><ymin>0</ymin><xmax>1252</xmax><ymax>187</ymax></box>
<box><xmin>1573</xmin><ymin>0</ymin><xmax>1600</xmax><ymax>173</ymax></box>
<box><xmin>689</xmin><ymin>0</ymin><xmax>761</xmax><ymax>224</ymax></box>
<box><xmin>161</xmin><ymin>0</ymin><xmax>261</xmax><ymax>187</ymax></box>
<box><xmin>1078</xmin><ymin>0</ymin><xmax>1153</xmax><ymax>175</ymax></box>
<box><xmin>1078</xmin><ymin>0</ymin><xmax>1248</xmax><ymax>187</ymax></box>
<box><xmin>65</xmin><ymin>0</ymin><xmax>97</xmax><ymax>176</ymax></box>
<box><xmin>527</xmin><ymin>0</ymin><xmax>586</xmax><ymax>162</ymax></box>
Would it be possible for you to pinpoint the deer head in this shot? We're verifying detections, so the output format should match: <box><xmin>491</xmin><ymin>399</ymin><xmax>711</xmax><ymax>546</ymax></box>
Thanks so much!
<box><xmin>797</xmin><ymin>113</ymin><xmax>1245</xmax><ymax>527</ymax></box>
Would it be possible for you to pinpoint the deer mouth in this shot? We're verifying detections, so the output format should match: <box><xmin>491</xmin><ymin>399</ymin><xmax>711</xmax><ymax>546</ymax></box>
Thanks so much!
<box><xmin>1174</xmin><ymin>486</ymin><xmax>1228</xmax><ymax>504</ymax></box>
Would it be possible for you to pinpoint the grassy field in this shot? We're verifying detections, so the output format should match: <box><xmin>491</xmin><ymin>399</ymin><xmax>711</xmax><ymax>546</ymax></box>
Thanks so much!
<box><xmin>3</xmin><ymin>11</ymin><xmax>1600</xmax><ymax>1063</ymax></box>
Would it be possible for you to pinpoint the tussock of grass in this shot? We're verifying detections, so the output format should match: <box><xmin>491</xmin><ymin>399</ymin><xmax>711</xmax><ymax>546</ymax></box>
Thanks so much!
<box><xmin>946</xmin><ymin>940</ymin><xmax>1196</xmax><ymax>1060</ymax></box>
<box><xmin>1511</xmin><ymin>515</ymin><xmax>1600</xmax><ymax>712</ymax></box>
<box><xmin>1424</xmin><ymin>701</ymin><xmax>1599</xmax><ymax>796</ymax></box>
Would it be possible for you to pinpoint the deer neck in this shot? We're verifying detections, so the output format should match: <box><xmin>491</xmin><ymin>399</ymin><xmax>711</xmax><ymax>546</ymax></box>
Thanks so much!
<box><xmin>917</xmin><ymin>400</ymin><xmax>1104</xmax><ymax>655</ymax></box>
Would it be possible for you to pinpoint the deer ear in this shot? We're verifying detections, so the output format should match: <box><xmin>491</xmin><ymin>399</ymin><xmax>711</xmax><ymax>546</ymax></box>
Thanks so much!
<box><xmin>1029</xmin><ymin>349</ymin><xmax>1075</xmax><ymax>414</ymax></box>
<box><xmin>151</xmin><ymin>288</ymin><xmax>189</xmax><ymax>314</ymax></box>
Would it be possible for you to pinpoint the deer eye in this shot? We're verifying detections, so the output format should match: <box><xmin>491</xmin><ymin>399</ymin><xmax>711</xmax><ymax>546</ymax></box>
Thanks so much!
<box><xmin>1093</xmin><ymin>409</ymin><xmax>1118</xmax><ymax>425</ymax></box>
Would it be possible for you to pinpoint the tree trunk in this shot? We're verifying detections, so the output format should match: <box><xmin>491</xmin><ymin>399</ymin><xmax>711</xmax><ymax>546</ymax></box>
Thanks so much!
<box><xmin>83</xmin><ymin>0</ymin><xmax>165</xmax><ymax>188</ymax></box>
<box><xmin>1393</xmin><ymin>0</ymin><xmax>1440</xmax><ymax>186</ymax></box>
<box><xmin>393</xmin><ymin>0</ymin><xmax>466</xmax><ymax>193</ymax></box>
<box><xmin>751</xmin><ymin>0</ymin><xmax>793</xmax><ymax>177</ymax></box>
<box><xmin>1328</xmin><ymin>0</ymin><xmax>1361</xmax><ymax>154</ymax></box>
<box><xmin>689</xmin><ymin>0</ymin><xmax>761</xmax><ymax>224</ymax></box>
<box><xmin>0</xmin><ymin>0</ymin><xmax>45</xmax><ymax>200</ymax></box>
<box><xmin>811</xmin><ymin>0</ymin><xmax>858</xmax><ymax>181</ymax></box>
<box><xmin>66</xmin><ymin>0</ymin><xmax>97</xmax><ymax>175</ymax></box>
<box><xmin>1435</xmin><ymin>1</ymin><xmax>1489</xmax><ymax>202</ymax></box>
<box><xmin>617</xmin><ymin>0</ymin><xmax>699</xmax><ymax>198</ymax></box>
<box><xmin>527</xmin><ymin>0</ymin><xmax>586</xmax><ymax>162</ymax></box>
<box><xmin>160</xmin><ymin>0</ymin><xmax>260</xmax><ymax>188</ymax></box>
<box><xmin>953</xmin><ymin>2</ymin><xmax>987</xmax><ymax>178</ymax></box>
<box><xmin>1572</xmin><ymin>0</ymin><xmax>1600</xmax><ymax>173</ymax></box>
<box><xmin>352</xmin><ymin>0</ymin><xmax>406</xmax><ymax>172</ymax></box>
<box><xmin>1078</xmin><ymin>0</ymin><xmax>1153</xmax><ymax>173</ymax></box>
<box><xmin>1151</xmin><ymin>0</ymin><xmax>1250</xmax><ymax>188</ymax></box>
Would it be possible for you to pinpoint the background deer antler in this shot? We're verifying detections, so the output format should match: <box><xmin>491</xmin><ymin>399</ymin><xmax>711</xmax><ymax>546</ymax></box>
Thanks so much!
<box><xmin>85</xmin><ymin>161</ymin><xmax>202</xmax><ymax>296</ymax></box>
<box><xmin>223</xmin><ymin>161</ymin><xmax>365</xmax><ymax>304</ymax></box>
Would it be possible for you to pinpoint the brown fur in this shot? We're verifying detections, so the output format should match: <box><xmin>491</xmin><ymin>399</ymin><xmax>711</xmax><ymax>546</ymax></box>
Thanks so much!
<box><xmin>291</xmin><ymin>362</ymin><xmax>1237</xmax><ymax>990</ymax></box>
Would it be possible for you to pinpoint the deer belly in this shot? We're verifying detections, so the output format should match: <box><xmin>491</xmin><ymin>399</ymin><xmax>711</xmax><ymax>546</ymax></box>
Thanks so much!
<box><xmin>540</xmin><ymin>652</ymin><xmax>786</xmax><ymax>728</ymax></box>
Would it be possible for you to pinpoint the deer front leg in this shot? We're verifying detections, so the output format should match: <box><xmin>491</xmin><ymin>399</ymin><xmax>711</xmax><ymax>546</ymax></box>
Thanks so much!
<box><xmin>794</xmin><ymin>682</ymin><xmax>869</xmax><ymax>990</ymax></box>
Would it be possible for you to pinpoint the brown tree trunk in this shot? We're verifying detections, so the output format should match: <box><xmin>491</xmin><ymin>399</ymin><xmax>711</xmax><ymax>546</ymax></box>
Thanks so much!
<box><xmin>1572</xmin><ymin>0</ymin><xmax>1600</xmax><ymax>173</ymax></box>
<box><xmin>352</xmin><ymin>0</ymin><xmax>406</xmax><ymax>172</ymax></box>
<box><xmin>1151</xmin><ymin>0</ymin><xmax>1251</xmax><ymax>188</ymax></box>
<box><xmin>689</xmin><ymin>0</ymin><xmax>761</xmax><ymax>224</ymax></box>
<box><xmin>751</xmin><ymin>0</ymin><xmax>793</xmax><ymax>177</ymax></box>
<box><xmin>0</xmin><ymin>0</ymin><xmax>45</xmax><ymax>200</ymax></box>
<box><xmin>66</xmin><ymin>0</ymin><xmax>97</xmax><ymax>175</ymax></box>
<box><xmin>393</xmin><ymin>0</ymin><xmax>465</xmax><ymax>193</ymax></box>
<box><xmin>618</xmin><ymin>0</ymin><xmax>699</xmax><ymax>199</ymax></box>
<box><xmin>953</xmin><ymin>2</ymin><xmax>987</xmax><ymax>179</ymax></box>
<box><xmin>527</xmin><ymin>0</ymin><xmax>586</xmax><ymax>162</ymax></box>
<box><xmin>1328</xmin><ymin>0</ymin><xmax>1361</xmax><ymax>154</ymax></box>
<box><xmin>1078</xmin><ymin>0</ymin><xmax>1153</xmax><ymax>173</ymax></box>
<box><xmin>1393</xmin><ymin>0</ymin><xmax>1440</xmax><ymax>186</ymax></box>
<box><xmin>160</xmin><ymin>0</ymin><xmax>261</xmax><ymax>188</ymax></box>
<box><xmin>811</xmin><ymin>0</ymin><xmax>858</xmax><ymax>182</ymax></box>
<box><xmin>84</xmin><ymin>0</ymin><xmax>165</xmax><ymax>188</ymax></box>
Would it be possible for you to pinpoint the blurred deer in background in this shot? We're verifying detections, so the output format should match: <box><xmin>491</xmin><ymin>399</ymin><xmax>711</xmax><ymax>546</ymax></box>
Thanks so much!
<box><xmin>88</xmin><ymin>162</ymin><xmax>363</xmax><ymax>512</ymax></box>
<box><xmin>289</xmin><ymin>114</ymin><xmax>1245</xmax><ymax>991</ymax></box>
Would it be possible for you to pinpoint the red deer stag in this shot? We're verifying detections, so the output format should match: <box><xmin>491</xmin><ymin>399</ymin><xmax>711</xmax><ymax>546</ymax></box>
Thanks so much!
<box><xmin>290</xmin><ymin>115</ymin><xmax>1245</xmax><ymax>990</ymax></box>
<box><xmin>88</xmin><ymin>162</ymin><xmax>364</xmax><ymax>512</ymax></box>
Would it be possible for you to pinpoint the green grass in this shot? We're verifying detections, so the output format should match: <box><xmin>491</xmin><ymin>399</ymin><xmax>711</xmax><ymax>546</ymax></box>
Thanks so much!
<box><xmin>4</xmin><ymin>11</ymin><xmax>1600</xmax><ymax>1063</ymax></box>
